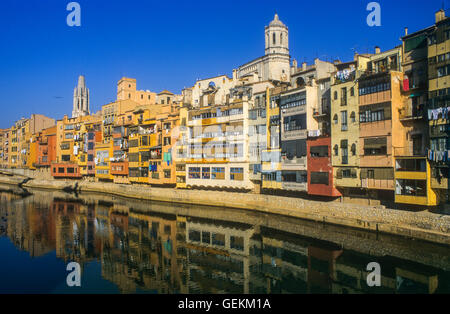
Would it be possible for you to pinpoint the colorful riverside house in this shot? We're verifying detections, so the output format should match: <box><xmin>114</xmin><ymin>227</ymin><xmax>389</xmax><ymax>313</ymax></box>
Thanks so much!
<box><xmin>34</xmin><ymin>126</ymin><xmax>57</xmax><ymax>170</ymax></box>
<box><xmin>174</xmin><ymin>103</ymin><xmax>189</xmax><ymax>189</ymax></box>
<box><xmin>395</xmin><ymin>24</ymin><xmax>438</xmax><ymax>207</ymax></box>
<box><xmin>331</xmin><ymin>55</ymin><xmax>371</xmax><ymax>203</ymax></box>
<box><xmin>128</xmin><ymin>105</ymin><xmax>160</xmax><ymax>184</ymax></box>
<box><xmin>110</xmin><ymin>111</ymin><xmax>132</xmax><ymax>184</ymax></box>
<box><xmin>8</xmin><ymin>114</ymin><xmax>55</xmax><ymax>169</ymax></box>
<box><xmin>262</xmin><ymin>86</ymin><xmax>286</xmax><ymax>191</ymax></box>
<box><xmin>152</xmin><ymin>96</ymin><xmax>180</xmax><ymax>187</ymax></box>
<box><xmin>427</xmin><ymin>10</ymin><xmax>450</xmax><ymax>206</ymax></box>
<box><xmin>184</xmin><ymin>77</ymin><xmax>256</xmax><ymax>191</ymax></box>
<box><xmin>52</xmin><ymin>115</ymin><xmax>94</xmax><ymax>179</ymax></box>
<box><xmin>0</xmin><ymin>129</ymin><xmax>10</xmax><ymax>168</ymax></box>
<box><xmin>94</xmin><ymin>140</ymin><xmax>114</xmax><ymax>181</ymax></box>
<box><xmin>358</xmin><ymin>46</ymin><xmax>408</xmax><ymax>206</ymax></box>
<box><xmin>297</xmin><ymin>59</ymin><xmax>341</xmax><ymax>198</ymax></box>
<box><xmin>77</xmin><ymin>118</ymin><xmax>102</xmax><ymax>177</ymax></box>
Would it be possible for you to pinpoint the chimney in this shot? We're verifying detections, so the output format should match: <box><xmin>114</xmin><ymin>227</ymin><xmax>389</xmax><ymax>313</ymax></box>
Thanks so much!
<box><xmin>405</xmin><ymin>27</ymin><xmax>408</xmax><ymax>36</ymax></box>
<box><xmin>375</xmin><ymin>46</ymin><xmax>381</xmax><ymax>54</ymax></box>
<box><xmin>302</xmin><ymin>62</ymin><xmax>307</xmax><ymax>71</ymax></box>
<box><xmin>436</xmin><ymin>9</ymin><xmax>446</xmax><ymax>23</ymax></box>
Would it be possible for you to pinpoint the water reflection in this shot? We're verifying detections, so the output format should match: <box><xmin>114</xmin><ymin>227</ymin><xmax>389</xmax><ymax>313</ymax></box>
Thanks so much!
<box><xmin>0</xmin><ymin>187</ymin><xmax>449</xmax><ymax>294</ymax></box>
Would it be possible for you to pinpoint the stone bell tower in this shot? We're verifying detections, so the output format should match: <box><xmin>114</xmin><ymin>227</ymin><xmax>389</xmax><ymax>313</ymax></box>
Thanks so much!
<box><xmin>72</xmin><ymin>75</ymin><xmax>90</xmax><ymax>118</ymax></box>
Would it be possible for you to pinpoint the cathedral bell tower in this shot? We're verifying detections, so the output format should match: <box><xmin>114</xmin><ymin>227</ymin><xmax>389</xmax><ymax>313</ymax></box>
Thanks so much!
<box><xmin>72</xmin><ymin>75</ymin><xmax>90</xmax><ymax>118</ymax></box>
<box><xmin>265</xmin><ymin>14</ymin><xmax>289</xmax><ymax>56</ymax></box>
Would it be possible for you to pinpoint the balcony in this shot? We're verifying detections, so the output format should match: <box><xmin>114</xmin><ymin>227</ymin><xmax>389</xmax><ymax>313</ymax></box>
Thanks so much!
<box><xmin>361</xmin><ymin>178</ymin><xmax>394</xmax><ymax>190</ymax></box>
<box><xmin>282</xmin><ymin>181</ymin><xmax>307</xmax><ymax>192</ymax></box>
<box><xmin>313</xmin><ymin>106</ymin><xmax>329</xmax><ymax>119</ymax></box>
<box><xmin>399</xmin><ymin>105</ymin><xmax>425</xmax><ymax>122</ymax></box>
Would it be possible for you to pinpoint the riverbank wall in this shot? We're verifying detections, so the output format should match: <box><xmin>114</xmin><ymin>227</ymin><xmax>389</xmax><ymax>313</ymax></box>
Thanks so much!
<box><xmin>0</xmin><ymin>174</ymin><xmax>449</xmax><ymax>245</ymax></box>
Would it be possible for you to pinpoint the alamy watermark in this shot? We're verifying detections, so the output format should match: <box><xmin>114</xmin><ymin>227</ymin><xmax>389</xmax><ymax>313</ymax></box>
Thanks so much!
<box><xmin>66</xmin><ymin>2</ymin><xmax>81</xmax><ymax>27</ymax></box>
<box><xmin>66</xmin><ymin>262</ymin><xmax>81</xmax><ymax>287</ymax></box>
<box><xmin>367</xmin><ymin>2</ymin><xmax>381</xmax><ymax>27</ymax></box>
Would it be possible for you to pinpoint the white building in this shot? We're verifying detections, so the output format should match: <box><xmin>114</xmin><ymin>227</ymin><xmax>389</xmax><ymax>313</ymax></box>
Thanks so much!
<box><xmin>235</xmin><ymin>14</ymin><xmax>291</xmax><ymax>83</ymax></box>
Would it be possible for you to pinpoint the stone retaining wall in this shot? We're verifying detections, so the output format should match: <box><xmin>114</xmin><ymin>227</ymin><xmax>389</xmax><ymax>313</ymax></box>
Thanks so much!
<box><xmin>0</xmin><ymin>175</ymin><xmax>449</xmax><ymax>245</ymax></box>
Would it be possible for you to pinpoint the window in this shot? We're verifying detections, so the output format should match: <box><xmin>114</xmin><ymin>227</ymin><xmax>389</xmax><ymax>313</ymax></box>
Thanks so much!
<box><xmin>341</xmin><ymin>88</ymin><xmax>347</xmax><ymax>106</ymax></box>
<box><xmin>310</xmin><ymin>146</ymin><xmax>328</xmax><ymax>158</ymax></box>
<box><xmin>67</xmin><ymin>168</ymin><xmax>75</xmax><ymax>174</ymax></box>
<box><xmin>283</xmin><ymin>114</ymin><xmax>306</xmax><ymax>132</ymax></box>
<box><xmin>333</xmin><ymin>114</ymin><xmax>338</xmax><ymax>125</ymax></box>
<box><xmin>88</xmin><ymin>142</ymin><xmax>94</xmax><ymax>150</ymax></box>
<box><xmin>212</xmin><ymin>167</ymin><xmax>225</xmax><ymax>180</ymax></box>
<box><xmin>164</xmin><ymin>169</ymin><xmax>171</xmax><ymax>178</ymax></box>
<box><xmin>350</xmin><ymin>112</ymin><xmax>356</xmax><ymax>123</ymax></box>
<box><xmin>202</xmin><ymin>231</ymin><xmax>210</xmax><ymax>244</ymax></box>
<box><xmin>396</xmin><ymin>179</ymin><xmax>427</xmax><ymax>197</ymax></box>
<box><xmin>395</xmin><ymin>159</ymin><xmax>426</xmax><ymax>172</ymax></box>
<box><xmin>334</xmin><ymin>144</ymin><xmax>339</xmax><ymax>156</ymax></box>
<box><xmin>273</xmin><ymin>33</ymin><xmax>276</xmax><ymax>44</ymax></box>
<box><xmin>334</xmin><ymin>91</ymin><xmax>338</xmax><ymax>100</ymax></box>
<box><xmin>341</xmin><ymin>111</ymin><xmax>348</xmax><ymax>131</ymax></box>
<box><xmin>310</xmin><ymin>172</ymin><xmax>329</xmax><ymax>185</ymax></box>
<box><xmin>351</xmin><ymin>144</ymin><xmax>357</xmax><ymax>156</ymax></box>
<box><xmin>212</xmin><ymin>233</ymin><xmax>225</xmax><ymax>246</ymax></box>
<box><xmin>359</xmin><ymin>103</ymin><xmax>390</xmax><ymax>123</ymax></box>
<box><xmin>188</xmin><ymin>167</ymin><xmax>201</xmax><ymax>179</ymax></box>
<box><xmin>129</xmin><ymin>153</ymin><xmax>139</xmax><ymax>162</ymax></box>
<box><xmin>202</xmin><ymin>167</ymin><xmax>210</xmax><ymax>179</ymax></box>
<box><xmin>341</xmin><ymin>140</ymin><xmax>348</xmax><ymax>164</ymax></box>
<box><xmin>58</xmin><ymin>167</ymin><xmax>65</xmax><ymax>174</ymax></box>
<box><xmin>350</xmin><ymin>87</ymin><xmax>355</xmax><ymax>96</ymax></box>
<box><xmin>230</xmin><ymin>167</ymin><xmax>244</xmax><ymax>181</ymax></box>
<box><xmin>364</xmin><ymin>137</ymin><xmax>387</xmax><ymax>156</ymax></box>
<box><xmin>164</xmin><ymin>137</ymin><xmax>171</xmax><ymax>146</ymax></box>
<box><xmin>230</xmin><ymin>236</ymin><xmax>244</xmax><ymax>251</ymax></box>
<box><xmin>189</xmin><ymin>230</ymin><xmax>201</xmax><ymax>242</ymax></box>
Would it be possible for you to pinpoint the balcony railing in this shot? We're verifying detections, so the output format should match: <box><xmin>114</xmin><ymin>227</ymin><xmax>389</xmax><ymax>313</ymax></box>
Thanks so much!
<box><xmin>399</xmin><ymin>105</ymin><xmax>425</xmax><ymax>121</ymax></box>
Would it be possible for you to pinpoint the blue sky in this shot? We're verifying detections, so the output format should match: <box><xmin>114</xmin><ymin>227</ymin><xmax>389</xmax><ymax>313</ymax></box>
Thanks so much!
<box><xmin>0</xmin><ymin>0</ymin><xmax>445</xmax><ymax>128</ymax></box>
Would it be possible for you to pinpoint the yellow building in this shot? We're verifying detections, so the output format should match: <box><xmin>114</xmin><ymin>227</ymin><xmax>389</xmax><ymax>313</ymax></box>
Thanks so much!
<box><xmin>117</xmin><ymin>77</ymin><xmax>157</xmax><ymax>105</ymax></box>
<box><xmin>331</xmin><ymin>55</ymin><xmax>370</xmax><ymax>202</ymax></box>
<box><xmin>127</xmin><ymin>105</ymin><xmax>159</xmax><ymax>184</ymax></box>
<box><xmin>262</xmin><ymin>86</ymin><xmax>285</xmax><ymax>190</ymax></box>
<box><xmin>427</xmin><ymin>10</ymin><xmax>450</xmax><ymax>205</ymax></box>
<box><xmin>94</xmin><ymin>141</ymin><xmax>114</xmax><ymax>181</ymax></box>
<box><xmin>8</xmin><ymin>114</ymin><xmax>55</xmax><ymax>169</ymax></box>
<box><xmin>102</xmin><ymin>99</ymin><xmax>141</xmax><ymax>144</ymax></box>
<box><xmin>175</xmin><ymin>105</ymin><xmax>189</xmax><ymax>188</ymax></box>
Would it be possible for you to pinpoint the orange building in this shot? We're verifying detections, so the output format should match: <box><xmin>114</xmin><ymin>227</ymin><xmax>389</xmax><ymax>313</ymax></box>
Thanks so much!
<box><xmin>358</xmin><ymin>47</ymin><xmax>408</xmax><ymax>204</ymax></box>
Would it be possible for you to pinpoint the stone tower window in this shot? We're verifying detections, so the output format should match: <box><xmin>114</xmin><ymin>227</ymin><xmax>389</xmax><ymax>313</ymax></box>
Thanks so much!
<box><xmin>280</xmin><ymin>33</ymin><xmax>283</xmax><ymax>45</ymax></box>
<box><xmin>273</xmin><ymin>33</ymin><xmax>276</xmax><ymax>45</ymax></box>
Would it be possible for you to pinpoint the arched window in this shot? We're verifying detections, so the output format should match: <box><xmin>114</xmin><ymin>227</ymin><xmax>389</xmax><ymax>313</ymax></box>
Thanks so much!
<box><xmin>334</xmin><ymin>91</ymin><xmax>338</xmax><ymax>100</ymax></box>
<box><xmin>208</xmin><ymin>81</ymin><xmax>216</xmax><ymax>89</ymax></box>
<box><xmin>333</xmin><ymin>114</ymin><xmax>338</xmax><ymax>124</ymax></box>
<box><xmin>334</xmin><ymin>145</ymin><xmax>339</xmax><ymax>156</ymax></box>
<box><xmin>351</xmin><ymin>144</ymin><xmax>357</xmax><ymax>156</ymax></box>
<box><xmin>280</xmin><ymin>33</ymin><xmax>283</xmax><ymax>45</ymax></box>
<box><xmin>273</xmin><ymin>33</ymin><xmax>276</xmax><ymax>45</ymax></box>
<box><xmin>350</xmin><ymin>111</ymin><xmax>356</xmax><ymax>123</ymax></box>
<box><xmin>296</xmin><ymin>77</ymin><xmax>305</xmax><ymax>88</ymax></box>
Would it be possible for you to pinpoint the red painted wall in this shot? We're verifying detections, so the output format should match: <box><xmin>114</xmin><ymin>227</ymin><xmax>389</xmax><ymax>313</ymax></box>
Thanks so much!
<box><xmin>307</xmin><ymin>136</ymin><xmax>341</xmax><ymax>197</ymax></box>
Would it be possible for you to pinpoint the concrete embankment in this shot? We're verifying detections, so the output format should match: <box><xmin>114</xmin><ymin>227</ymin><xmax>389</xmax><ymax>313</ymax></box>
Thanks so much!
<box><xmin>0</xmin><ymin>175</ymin><xmax>449</xmax><ymax>245</ymax></box>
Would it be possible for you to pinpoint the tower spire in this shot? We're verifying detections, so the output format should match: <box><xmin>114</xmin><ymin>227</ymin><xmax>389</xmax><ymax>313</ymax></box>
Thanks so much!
<box><xmin>72</xmin><ymin>75</ymin><xmax>90</xmax><ymax>118</ymax></box>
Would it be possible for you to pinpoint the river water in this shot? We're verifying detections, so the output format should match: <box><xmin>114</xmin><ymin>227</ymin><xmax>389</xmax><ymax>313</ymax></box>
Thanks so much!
<box><xmin>0</xmin><ymin>184</ymin><xmax>449</xmax><ymax>294</ymax></box>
